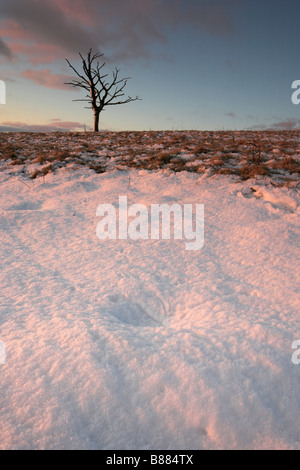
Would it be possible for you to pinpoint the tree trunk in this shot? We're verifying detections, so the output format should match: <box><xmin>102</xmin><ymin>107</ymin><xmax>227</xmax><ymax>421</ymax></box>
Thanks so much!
<box><xmin>93</xmin><ymin>110</ymin><xmax>100</xmax><ymax>132</ymax></box>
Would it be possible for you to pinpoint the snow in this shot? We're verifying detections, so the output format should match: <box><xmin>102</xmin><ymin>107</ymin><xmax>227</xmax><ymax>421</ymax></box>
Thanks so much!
<box><xmin>0</xmin><ymin>132</ymin><xmax>300</xmax><ymax>450</ymax></box>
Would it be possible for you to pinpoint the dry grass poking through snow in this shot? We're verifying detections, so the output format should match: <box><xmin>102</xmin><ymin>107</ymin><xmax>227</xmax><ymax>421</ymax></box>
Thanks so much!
<box><xmin>0</xmin><ymin>130</ymin><xmax>299</xmax><ymax>186</ymax></box>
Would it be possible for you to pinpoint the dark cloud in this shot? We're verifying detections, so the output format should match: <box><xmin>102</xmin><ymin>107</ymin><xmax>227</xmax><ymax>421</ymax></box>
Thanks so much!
<box><xmin>0</xmin><ymin>0</ymin><xmax>240</xmax><ymax>64</ymax></box>
<box><xmin>0</xmin><ymin>37</ymin><xmax>12</xmax><ymax>58</ymax></box>
<box><xmin>224</xmin><ymin>112</ymin><xmax>235</xmax><ymax>118</ymax></box>
<box><xmin>0</xmin><ymin>0</ymin><xmax>98</xmax><ymax>53</ymax></box>
<box><xmin>181</xmin><ymin>0</ymin><xmax>238</xmax><ymax>35</ymax></box>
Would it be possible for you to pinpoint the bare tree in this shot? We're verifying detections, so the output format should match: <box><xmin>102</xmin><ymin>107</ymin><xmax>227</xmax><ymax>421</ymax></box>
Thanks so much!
<box><xmin>65</xmin><ymin>49</ymin><xmax>141</xmax><ymax>132</ymax></box>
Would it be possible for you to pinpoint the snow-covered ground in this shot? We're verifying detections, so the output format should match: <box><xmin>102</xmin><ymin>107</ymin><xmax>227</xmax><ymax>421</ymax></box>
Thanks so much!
<box><xmin>0</xmin><ymin>131</ymin><xmax>300</xmax><ymax>449</ymax></box>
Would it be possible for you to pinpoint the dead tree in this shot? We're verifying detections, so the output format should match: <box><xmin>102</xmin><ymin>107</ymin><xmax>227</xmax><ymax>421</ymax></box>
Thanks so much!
<box><xmin>65</xmin><ymin>49</ymin><xmax>141</xmax><ymax>132</ymax></box>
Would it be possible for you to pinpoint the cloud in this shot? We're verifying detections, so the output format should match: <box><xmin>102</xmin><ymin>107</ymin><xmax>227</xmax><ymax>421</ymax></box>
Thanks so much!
<box><xmin>0</xmin><ymin>0</ymin><xmax>97</xmax><ymax>54</ymax></box>
<box><xmin>268</xmin><ymin>118</ymin><xmax>300</xmax><ymax>130</ymax></box>
<box><xmin>51</xmin><ymin>0</ymin><xmax>98</xmax><ymax>27</ymax></box>
<box><xmin>21</xmin><ymin>69</ymin><xmax>74</xmax><ymax>90</ymax></box>
<box><xmin>180</xmin><ymin>0</ymin><xmax>238</xmax><ymax>35</ymax></box>
<box><xmin>0</xmin><ymin>0</ymin><xmax>240</xmax><ymax>65</ymax></box>
<box><xmin>0</xmin><ymin>19</ymin><xmax>36</xmax><ymax>41</ymax></box>
<box><xmin>46</xmin><ymin>119</ymin><xmax>87</xmax><ymax>129</ymax></box>
<box><xmin>224</xmin><ymin>112</ymin><xmax>235</xmax><ymax>118</ymax></box>
<box><xmin>0</xmin><ymin>119</ymin><xmax>89</xmax><ymax>132</ymax></box>
<box><xmin>9</xmin><ymin>42</ymin><xmax>64</xmax><ymax>65</ymax></box>
<box><xmin>248</xmin><ymin>118</ymin><xmax>300</xmax><ymax>131</ymax></box>
<box><xmin>0</xmin><ymin>37</ymin><xmax>12</xmax><ymax>58</ymax></box>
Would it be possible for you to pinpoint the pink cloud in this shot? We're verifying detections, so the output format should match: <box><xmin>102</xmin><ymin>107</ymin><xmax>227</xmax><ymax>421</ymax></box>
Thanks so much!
<box><xmin>9</xmin><ymin>42</ymin><xmax>63</xmax><ymax>65</ymax></box>
<box><xmin>47</xmin><ymin>119</ymin><xmax>87</xmax><ymax>129</ymax></box>
<box><xmin>270</xmin><ymin>119</ymin><xmax>300</xmax><ymax>130</ymax></box>
<box><xmin>248</xmin><ymin>118</ymin><xmax>300</xmax><ymax>131</ymax></box>
<box><xmin>1</xmin><ymin>120</ymin><xmax>88</xmax><ymax>132</ymax></box>
<box><xmin>51</xmin><ymin>0</ymin><xmax>97</xmax><ymax>27</ymax></box>
<box><xmin>0</xmin><ymin>19</ymin><xmax>36</xmax><ymax>41</ymax></box>
<box><xmin>21</xmin><ymin>69</ymin><xmax>74</xmax><ymax>90</ymax></box>
<box><xmin>2</xmin><ymin>121</ymin><xmax>25</xmax><ymax>127</ymax></box>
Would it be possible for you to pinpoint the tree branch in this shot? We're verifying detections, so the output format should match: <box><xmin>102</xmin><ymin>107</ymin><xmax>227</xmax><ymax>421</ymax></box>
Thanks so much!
<box><xmin>65</xmin><ymin>48</ymin><xmax>141</xmax><ymax>131</ymax></box>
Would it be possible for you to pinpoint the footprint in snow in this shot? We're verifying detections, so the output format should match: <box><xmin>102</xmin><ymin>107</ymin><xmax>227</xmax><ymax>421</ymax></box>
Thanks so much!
<box><xmin>106</xmin><ymin>292</ymin><xmax>167</xmax><ymax>327</ymax></box>
<box><xmin>240</xmin><ymin>187</ymin><xmax>297</xmax><ymax>213</ymax></box>
<box><xmin>6</xmin><ymin>201</ymin><xmax>43</xmax><ymax>211</ymax></box>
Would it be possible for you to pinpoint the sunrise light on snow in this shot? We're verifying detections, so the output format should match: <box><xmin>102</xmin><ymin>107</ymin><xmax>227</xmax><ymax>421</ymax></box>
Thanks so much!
<box><xmin>0</xmin><ymin>0</ymin><xmax>299</xmax><ymax>454</ymax></box>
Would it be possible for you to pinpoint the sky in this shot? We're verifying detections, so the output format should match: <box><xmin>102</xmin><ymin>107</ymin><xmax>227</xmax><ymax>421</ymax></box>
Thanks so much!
<box><xmin>0</xmin><ymin>0</ymin><xmax>299</xmax><ymax>132</ymax></box>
